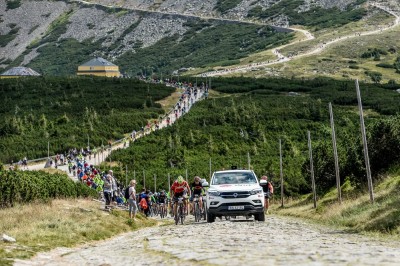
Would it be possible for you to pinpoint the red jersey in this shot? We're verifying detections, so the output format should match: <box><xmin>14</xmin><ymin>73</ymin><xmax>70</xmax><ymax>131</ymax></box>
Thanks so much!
<box><xmin>171</xmin><ymin>180</ymin><xmax>189</xmax><ymax>194</ymax></box>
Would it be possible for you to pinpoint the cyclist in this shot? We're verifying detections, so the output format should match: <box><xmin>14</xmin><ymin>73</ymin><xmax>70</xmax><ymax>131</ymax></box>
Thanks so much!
<box><xmin>158</xmin><ymin>190</ymin><xmax>167</xmax><ymax>217</ymax></box>
<box><xmin>170</xmin><ymin>176</ymin><xmax>191</xmax><ymax>218</ymax></box>
<box><xmin>260</xmin><ymin>175</ymin><xmax>274</xmax><ymax>213</ymax></box>
<box><xmin>190</xmin><ymin>176</ymin><xmax>204</xmax><ymax>214</ymax></box>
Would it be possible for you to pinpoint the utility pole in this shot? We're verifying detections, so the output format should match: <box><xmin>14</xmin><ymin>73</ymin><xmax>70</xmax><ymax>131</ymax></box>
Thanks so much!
<box><xmin>329</xmin><ymin>103</ymin><xmax>342</xmax><ymax>203</ymax></box>
<box><xmin>356</xmin><ymin>80</ymin><xmax>374</xmax><ymax>203</ymax></box>
<box><xmin>279</xmin><ymin>139</ymin><xmax>284</xmax><ymax>207</ymax></box>
<box><xmin>307</xmin><ymin>131</ymin><xmax>317</xmax><ymax>209</ymax></box>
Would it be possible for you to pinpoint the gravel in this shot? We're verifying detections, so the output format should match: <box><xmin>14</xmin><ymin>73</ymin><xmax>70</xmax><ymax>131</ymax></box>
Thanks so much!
<box><xmin>14</xmin><ymin>215</ymin><xmax>400</xmax><ymax>265</ymax></box>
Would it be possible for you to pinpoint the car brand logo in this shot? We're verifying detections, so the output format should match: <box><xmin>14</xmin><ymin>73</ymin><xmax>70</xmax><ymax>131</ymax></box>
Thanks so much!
<box><xmin>233</xmin><ymin>193</ymin><xmax>238</xmax><ymax>198</ymax></box>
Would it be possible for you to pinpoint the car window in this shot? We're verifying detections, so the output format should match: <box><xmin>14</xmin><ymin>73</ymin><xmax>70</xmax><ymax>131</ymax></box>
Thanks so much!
<box><xmin>212</xmin><ymin>172</ymin><xmax>257</xmax><ymax>185</ymax></box>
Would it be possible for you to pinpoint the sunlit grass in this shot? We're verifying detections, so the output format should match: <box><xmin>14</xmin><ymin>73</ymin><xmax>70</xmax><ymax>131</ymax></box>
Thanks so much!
<box><xmin>0</xmin><ymin>199</ymin><xmax>157</xmax><ymax>265</ymax></box>
<box><xmin>273</xmin><ymin>173</ymin><xmax>400</xmax><ymax>239</ymax></box>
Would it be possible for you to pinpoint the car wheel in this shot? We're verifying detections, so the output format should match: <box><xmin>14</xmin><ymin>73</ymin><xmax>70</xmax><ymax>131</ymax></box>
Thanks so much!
<box><xmin>255</xmin><ymin>212</ymin><xmax>265</xmax><ymax>222</ymax></box>
<box><xmin>206</xmin><ymin>210</ymin><xmax>215</xmax><ymax>223</ymax></box>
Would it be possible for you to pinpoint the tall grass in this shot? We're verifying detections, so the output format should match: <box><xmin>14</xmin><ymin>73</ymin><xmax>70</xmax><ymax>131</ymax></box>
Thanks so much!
<box><xmin>273</xmin><ymin>173</ymin><xmax>400</xmax><ymax>238</ymax></box>
<box><xmin>0</xmin><ymin>199</ymin><xmax>157</xmax><ymax>265</ymax></box>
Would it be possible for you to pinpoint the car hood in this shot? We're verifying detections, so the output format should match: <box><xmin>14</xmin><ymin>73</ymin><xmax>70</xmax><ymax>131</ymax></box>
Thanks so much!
<box><xmin>210</xmin><ymin>184</ymin><xmax>261</xmax><ymax>192</ymax></box>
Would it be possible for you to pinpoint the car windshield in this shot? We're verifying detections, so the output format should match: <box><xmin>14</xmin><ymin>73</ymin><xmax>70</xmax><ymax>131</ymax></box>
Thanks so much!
<box><xmin>211</xmin><ymin>172</ymin><xmax>257</xmax><ymax>185</ymax></box>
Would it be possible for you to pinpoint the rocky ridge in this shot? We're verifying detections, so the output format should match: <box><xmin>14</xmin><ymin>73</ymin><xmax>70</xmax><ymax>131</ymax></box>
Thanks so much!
<box><xmin>0</xmin><ymin>0</ymin><xmax>369</xmax><ymax>70</ymax></box>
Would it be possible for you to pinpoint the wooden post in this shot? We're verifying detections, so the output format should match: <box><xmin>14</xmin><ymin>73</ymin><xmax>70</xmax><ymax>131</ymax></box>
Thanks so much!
<box><xmin>279</xmin><ymin>139</ymin><xmax>284</xmax><ymax>207</ymax></box>
<box><xmin>355</xmin><ymin>80</ymin><xmax>374</xmax><ymax>203</ymax></box>
<box><xmin>168</xmin><ymin>173</ymin><xmax>171</xmax><ymax>195</ymax></box>
<box><xmin>247</xmin><ymin>152</ymin><xmax>251</xmax><ymax>170</ymax></box>
<box><xmin>329</xmin><ymin>103</ymin><xmax>342</xmax><ymax>203</ymax></box>
<box><xmin>47</xmin><ymin>141</ymin><xmax>50</xmax><ymax>158</ymax></box>
<box><xmin>143</xmin><ymin>170</ymin><xmax>146</xmax><ymax>190</ymax></box>
<box><xmin>307</xmin><ymin>131</ymin><xmax>317</xmax><ymax>209</ymax></box>
<box><xmin>209</xmin><ymin>158</ymin><xmax>212</xmax><ymax>179</ymax></box>
<box><xmin>154</xmin><ymin>174</ymin><xmax>156</xmax><ymax>192</ymax></box>
<box><xmin>125</xmin><ymin>165</ymin><xmax>128</xmax><ymax>187</ymax></box>
<box><xmin>185</xmin><ymin>169</ymin><xmax>188</xmax><ymax>182</ymax></box>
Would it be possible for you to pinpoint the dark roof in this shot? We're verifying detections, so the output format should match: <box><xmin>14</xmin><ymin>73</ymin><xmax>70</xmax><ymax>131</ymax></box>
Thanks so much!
<box><xmin>1</xmin><ymin>67</ymin><xmax>41</xmax><ymax>76</ymax></box>
<box><xmin>80</xmin><ymin>57</ymin><xmax>117</xmax><ymax>67</ymax></box>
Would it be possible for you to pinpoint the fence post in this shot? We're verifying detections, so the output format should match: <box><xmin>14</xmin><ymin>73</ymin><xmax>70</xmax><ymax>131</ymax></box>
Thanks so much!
<box><xmin>279</xmin><ymin>139</ymin><xmax>284</xmax><ymax>208</ymax></box>
<box><xmin>355</xmin><ymin>80</ymin><xmax>374</xmax><ymax>203</ymax></box>
<box><xmin>307</xmin><ymin>131</ymin><xmax>317</xmax><ymax>209</ymax></box>
<box><xmin>154</xmin><ymin>174</ymin><xmax>156</xmax><ymax>192</ymax></box>
<box><xmin>209</xmin><ymin>158</ymin><xmax>212</xmax><ymax>179</ymax></box>
<box><xmin>143</xmin><ymin>170</ymin><xmax>146</xmax><ymax>190</ymax></box>
<box><xmin>329</xmin><ymin>102</ymin><xmax>342</xmax><ymax>203</ymax></box>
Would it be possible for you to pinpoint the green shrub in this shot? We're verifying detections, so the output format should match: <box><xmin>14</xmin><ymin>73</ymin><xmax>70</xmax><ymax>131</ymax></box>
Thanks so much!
<box><xmin>0</xmin><ymin>170</ymin><xmax>97</xmax><ymax>208</ymax></box>
<box><xmin>6</xmin><ymin>0</ymin><xmax>21</xmax><ymax>10</ymax></box>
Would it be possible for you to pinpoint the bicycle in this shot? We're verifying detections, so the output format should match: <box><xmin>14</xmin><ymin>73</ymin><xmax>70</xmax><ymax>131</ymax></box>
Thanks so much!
<box><xmin>174</xmin><ymin>197</ymin><xmax>185</xmax><ymax>225</ymax></box>
<box><xmin>193</xmin><ymin>195</ymin><xmax>202</xmax><ymax>222</ymax></box>
<box><xmin>159</xmin><ymin>202</ymin><xmax>167</xmax><ymax>218</ymax></box>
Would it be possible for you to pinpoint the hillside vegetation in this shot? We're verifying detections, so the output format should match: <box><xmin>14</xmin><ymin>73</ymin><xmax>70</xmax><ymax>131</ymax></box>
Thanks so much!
<box><xmin>0</xmin><ymin>76</ymin><xmax>174</xmax><ymax>163</ymax></box>
<box><xmin>110</xmin><ymin>77</ymin><xmax>400</xmax><ymax>197</ymax></box>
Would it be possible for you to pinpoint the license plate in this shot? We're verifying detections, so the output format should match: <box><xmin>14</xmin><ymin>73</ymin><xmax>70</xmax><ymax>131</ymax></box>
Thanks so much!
<box><xmin>228</xmin><ymin>206</ymin><xmax>244</xmax><ymax>210</ymax></box>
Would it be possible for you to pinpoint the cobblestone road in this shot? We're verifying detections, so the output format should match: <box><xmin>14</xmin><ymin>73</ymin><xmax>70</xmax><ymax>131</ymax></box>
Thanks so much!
<box><xmin>15</xmin><ymin>216</ymin><xmax>400</xmax><ymax>265</ymax></box>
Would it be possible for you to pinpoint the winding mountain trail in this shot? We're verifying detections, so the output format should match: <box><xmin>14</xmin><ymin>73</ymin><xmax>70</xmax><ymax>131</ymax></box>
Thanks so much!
<box><xmin>14</xmin><ymin>216</ymin><xmax>400</xmax><ymax>265</ymax></box>
<box><xmin>203</xmin><ymin>2</ymin><xmax>400</xmax><ymax>77</ymax></box>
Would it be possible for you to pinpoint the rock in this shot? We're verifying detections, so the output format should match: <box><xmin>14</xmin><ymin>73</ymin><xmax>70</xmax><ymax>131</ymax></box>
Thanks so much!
<box><xmin>2</xmin><ymin>234</ymin><xmax>16</xmax><ymax>242</ymax></box>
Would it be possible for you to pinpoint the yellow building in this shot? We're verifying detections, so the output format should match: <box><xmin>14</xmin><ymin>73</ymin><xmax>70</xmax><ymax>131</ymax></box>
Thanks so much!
<box><xmin>77</xmin><ymin>57</ymin><xmax>120</xmax><ymax>77</ymax></box>
<box><xmin>0</xmin><ymin>67</ymin><xmax>41</xmax><ymax>79</ymax></box>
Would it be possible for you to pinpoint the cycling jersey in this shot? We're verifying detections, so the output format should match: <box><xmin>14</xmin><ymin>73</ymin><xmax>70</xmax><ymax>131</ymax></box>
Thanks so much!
<box><xmin>191</xmin><ymin>181</ymin><xmax>203</xmax><ymax>195</ymax></box>
<box><xmin>171</xmin><ymin>180</ymin><xmax>190</xmax><ymax>194</ymax></box>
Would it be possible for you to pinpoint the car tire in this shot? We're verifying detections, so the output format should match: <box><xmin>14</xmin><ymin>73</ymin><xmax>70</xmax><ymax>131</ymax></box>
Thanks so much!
<box><xmin>255</xmin><ymin>211</ymin><xmax>265</xmax><ymax>222</ymax></box>
<box><xmin>206</xmin><ymin>210</ymin><xmax>215</xmax><ymax>223</ymax></box>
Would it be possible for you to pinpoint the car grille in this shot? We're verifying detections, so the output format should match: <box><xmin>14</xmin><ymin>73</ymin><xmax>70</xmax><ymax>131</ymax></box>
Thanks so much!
<box><xmin>220</xmin><ymin>191</ymin><xmax>250</xmax><ymax>198</ymax></box>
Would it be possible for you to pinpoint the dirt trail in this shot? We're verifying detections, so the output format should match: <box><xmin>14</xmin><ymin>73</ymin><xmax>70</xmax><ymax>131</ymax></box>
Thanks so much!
<box><xmin>14</xmin><ymin>216</ymin><xmax>400</xmax><ymax>265</ymax></box>
<box><xmin>204</xmin><ymin>2</ymin><xmax>400</xmax><ymax>77</ymax></box>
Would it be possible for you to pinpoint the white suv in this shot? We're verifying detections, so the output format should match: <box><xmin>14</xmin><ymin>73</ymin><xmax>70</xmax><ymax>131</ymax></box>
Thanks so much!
<box><xmin>205</xmin><ymin>170</ymin><xmax>265</xmax><ymax>222</ymax></box>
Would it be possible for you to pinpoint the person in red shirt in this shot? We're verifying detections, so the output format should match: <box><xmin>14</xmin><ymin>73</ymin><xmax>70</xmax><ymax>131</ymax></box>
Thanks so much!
<box><xmin>170</xmin><ymin>175</ymin><xmax>191</xmax><ymax>218</ymax></box>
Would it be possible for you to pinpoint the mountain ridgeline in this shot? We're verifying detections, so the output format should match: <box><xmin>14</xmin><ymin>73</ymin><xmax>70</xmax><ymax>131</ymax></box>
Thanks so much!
<box><xmin>0</xmin><ymin>0</ymin><xmax>368</xmax><ymax>76</ymax></box>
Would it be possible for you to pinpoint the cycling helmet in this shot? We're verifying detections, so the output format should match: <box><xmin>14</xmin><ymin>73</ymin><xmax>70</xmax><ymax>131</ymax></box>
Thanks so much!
<box><xmin>261</xmin><ymin>176</ymin><xmax>268</xmax><ymax>180</ymax></box>
<box><xmin>177</xmin><ymin>175</ymin><xmax>184</xmax><ymax>184</ymax></box>
<box><xmin>194</xmin><ymin>176</ymin><xmax>201</xmax><ymax>182</ymax></box>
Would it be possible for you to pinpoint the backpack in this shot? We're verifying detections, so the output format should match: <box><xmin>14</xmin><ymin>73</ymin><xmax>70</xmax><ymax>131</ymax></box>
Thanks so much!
<box><xmin>124</xmin><ymin>187</ymin><xmax>130</xmax><ymax>200</ymax></box>
<box><xmin>139</xmin><ymin>198</ymin><xmax>148</xmax><ymax>210</ymax></box>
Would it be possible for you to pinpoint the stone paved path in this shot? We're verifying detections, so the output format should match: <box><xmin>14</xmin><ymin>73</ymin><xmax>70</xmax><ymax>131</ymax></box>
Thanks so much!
<box><xmin>14</xmin><ymin>215</ymin><xmax>400</xmax><ymax>265</ymax></box>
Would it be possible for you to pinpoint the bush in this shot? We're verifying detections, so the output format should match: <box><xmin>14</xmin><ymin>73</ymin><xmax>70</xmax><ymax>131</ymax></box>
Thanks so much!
<box><xmin>0</xmin><ymin>170</ymin><xmax>97</xmax><ymax>208</ymax></box>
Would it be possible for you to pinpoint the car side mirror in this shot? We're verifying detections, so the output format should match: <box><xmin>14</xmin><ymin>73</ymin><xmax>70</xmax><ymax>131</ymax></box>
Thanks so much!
<box><xmin>202</xmin><ymin>181</ymin><xmax>209</xmax><ymax>187</ymax></box>
<box><xmin>259</xmin><ymin>180</ymin><xmax>267</xmax><ymax>186</ymax></box>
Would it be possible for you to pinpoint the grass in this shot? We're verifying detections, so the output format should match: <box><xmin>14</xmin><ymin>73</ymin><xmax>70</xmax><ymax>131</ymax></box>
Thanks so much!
<box><xmin>272</xmin><ymin>171</ymin><xmax>400</xmax><ymax>239</ymax></box>
<box><xmin>0</xmin><ymin>198</ymin><xmax>158</xmax><ymax>265</ymax></box>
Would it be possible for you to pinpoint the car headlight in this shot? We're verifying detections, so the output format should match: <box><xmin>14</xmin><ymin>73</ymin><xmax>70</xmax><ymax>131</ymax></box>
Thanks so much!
<box><xmin>250</xmin><ymin>189</ymin><xmax>263</xmax><ymax>195</ymax></box>
<box><xmin>208</xmin><ymin>190</ymin><xmax>221</xmax><ymax>196</ymax></box>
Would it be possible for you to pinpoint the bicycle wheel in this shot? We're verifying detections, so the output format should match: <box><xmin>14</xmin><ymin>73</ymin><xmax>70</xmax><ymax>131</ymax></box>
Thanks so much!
<box><xmin>194</xmin><ymin>203</ymin><xmax>200</xmax><ymax>222</ymax></box>
<box><xmin>163</xmin><ymin>205</ymin><xmax>167</xmax><ymax>218</ymax></box>
<box><xmin>174</xmin><ymin>206</ymin><xmax>179</xmax><ymax>225</ymax></box>
<box><xmin>180</xmin><ymin>204</ymin><xmax>184</xmax><ymax>225</ymax></box>
<box><xmin>160</xmin><ymin>205</ymin><xmax>164</xmax><ymax>218</ymax></box>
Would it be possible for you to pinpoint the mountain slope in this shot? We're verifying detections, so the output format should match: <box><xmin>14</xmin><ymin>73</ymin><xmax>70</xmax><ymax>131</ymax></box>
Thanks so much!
<box><xmin>0</xmin><ymin>0</ymin><xmax>369</xmax><ymax>76</ymax></box>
